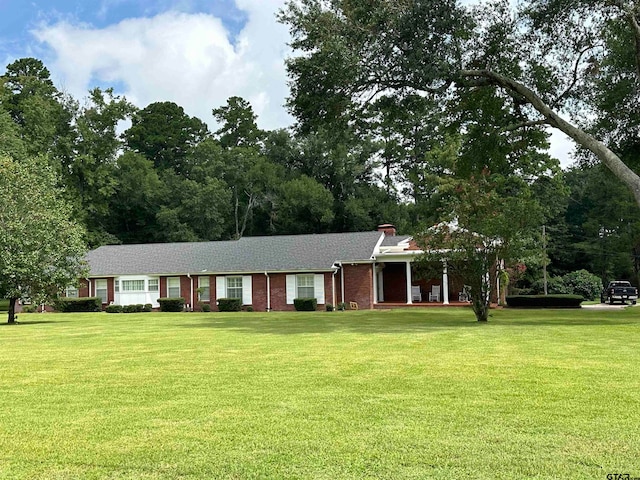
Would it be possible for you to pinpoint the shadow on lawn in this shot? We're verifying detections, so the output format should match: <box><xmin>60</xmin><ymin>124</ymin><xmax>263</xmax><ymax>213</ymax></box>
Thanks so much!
<box><xmin>0</xmin><ymin>319</ymin><xmax>69</xmax><ymax>326</ymax></box>
<box><xmin>177</xmin><ymin>309</ymin><xmax>639</xmax><ymax>334</ymax></box>
<box><xmin>179</xmin><ymin>312</ymin><xmax>490</xmax><ymax>335</ymax></box>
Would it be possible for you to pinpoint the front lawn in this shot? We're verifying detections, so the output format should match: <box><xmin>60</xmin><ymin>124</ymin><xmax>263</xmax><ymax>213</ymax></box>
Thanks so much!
<box><xmin>1</xmin><ymin>308</ymin><xmax>639</xmax><ymax>479</ymax></box>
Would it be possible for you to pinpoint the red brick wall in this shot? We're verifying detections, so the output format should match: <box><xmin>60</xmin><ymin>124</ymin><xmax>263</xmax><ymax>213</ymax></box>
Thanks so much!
<box><xmin>342</xmin><ymin>264</ymin><xmax>374</xmax><ymax>309</ymax></box>
<box><xmin>269</xmin><ymin>273</ymin><xmax>294</xmax><ymax>312</ymax></box>
<box><xmin>382</xmin><ymin>263</ymin><xmax>407</xmax><ymax>302</ymax></box>
<box><xmin>78</xmin><ymin>279</ymin><xmax>89</xmax><ymax>298</ymax></box>
<box><xmin>252</xmin><ymin>274</ymin><xmax>268</xmax><ymax>312</ymax></box>
<box><xmin>160</xmin><ymin>277</ymin><xmax>167</xmax><ymax>298</ymax></box>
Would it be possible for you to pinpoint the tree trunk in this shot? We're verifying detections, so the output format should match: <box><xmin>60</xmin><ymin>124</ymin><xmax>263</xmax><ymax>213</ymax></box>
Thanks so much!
<box><xmin>7</xmin><ymin>297</ymin><xmax>18</xmax><ymax>324</ymax></box>
<box><xmin>459</xmin><ymin>69</ymin><xmax>640</xmax><ymax>209</ymax></box>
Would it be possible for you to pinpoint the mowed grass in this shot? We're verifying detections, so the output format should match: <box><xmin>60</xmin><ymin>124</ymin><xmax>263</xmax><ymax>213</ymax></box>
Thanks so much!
<box><xmin>1</xmin><ymin>308</ymin><xmax>639</xmax><ymax>479</ymax></box>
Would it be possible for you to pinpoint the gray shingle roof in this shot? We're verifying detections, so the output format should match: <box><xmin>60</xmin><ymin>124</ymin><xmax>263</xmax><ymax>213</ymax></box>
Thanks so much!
<box><xmin>380</xmin><ymin>235</ymin><xmax>411</xmax><ymax>246</ymax></box>
<box><xmin>86</xmin><ymin>231</ymin><xmax>385</xmax><ymax>276</ymax></box>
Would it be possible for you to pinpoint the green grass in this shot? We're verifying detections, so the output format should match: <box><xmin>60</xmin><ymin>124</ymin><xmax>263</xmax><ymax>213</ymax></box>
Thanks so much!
<box><xmin>1</xmin><ymin>308</ymin><xmax>639</xmax><ymax>479</ymax></box>
<box><xmin>0</xmin><ymin>298</ymin><xmax>9</xmax><ymax>311</ymax></box>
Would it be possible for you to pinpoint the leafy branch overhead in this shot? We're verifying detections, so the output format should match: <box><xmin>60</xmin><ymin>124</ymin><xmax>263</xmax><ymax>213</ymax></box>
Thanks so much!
<box><xmin>280</xmin><ymin>0</ymin><xmax>640</xmax><ymax>206</ymax></box>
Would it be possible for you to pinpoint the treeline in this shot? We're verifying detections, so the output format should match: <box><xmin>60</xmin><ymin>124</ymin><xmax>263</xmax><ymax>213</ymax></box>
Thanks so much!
<box><xmin>0</xmin><ymin>58</ymin><xmax>415</xmax><ymax>247</ymax></box>
<box><xmin>1</xmin><ymin>57</ymin><xmax>639</xmax><ymax>285</ymax></box>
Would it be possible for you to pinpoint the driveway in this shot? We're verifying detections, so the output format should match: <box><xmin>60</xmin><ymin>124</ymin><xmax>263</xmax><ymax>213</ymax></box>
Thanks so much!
<box><xmin>582</xmin><ymin>302</ymin><xmax>638</xmax><ymax>310</ymax></box>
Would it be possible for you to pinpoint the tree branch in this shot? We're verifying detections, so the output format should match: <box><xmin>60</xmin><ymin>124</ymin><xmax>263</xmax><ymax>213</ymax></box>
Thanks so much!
<box><xmin>457</xmin><ymin>68</ymin><xmax>640</xmax><ymax>207</ymax></box>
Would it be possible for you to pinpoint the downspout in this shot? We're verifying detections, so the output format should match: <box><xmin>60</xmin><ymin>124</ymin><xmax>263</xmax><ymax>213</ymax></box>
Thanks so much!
<box><xmin>331</xmin><ymin>265</ymin><xmax>339</xmax><ymax>310</ymax></box>
<box><xmin>187</xmin><ymin>273</ymin><xmax>193</xmax><ymax>311</ymax></box>
<box><xmin>264</xmin><ymin>272</ymin><xmax>271</xmax><ymax>311</ymax></box>
<box><xmin>86</xmin><ymin>278</ymin><xmax>92</xmax><ymax>298</ymax></box>
<box><xmin>338</xmin><ymin>262</ymin><xmax>345</xmax><ymax>305</ymax></box>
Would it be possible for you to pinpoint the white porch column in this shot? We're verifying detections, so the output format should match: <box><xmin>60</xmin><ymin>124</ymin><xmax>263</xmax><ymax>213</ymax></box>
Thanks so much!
<box><xmin>442</xmin><ymin>261</ymin><xmax>450</xmax><ymax>305</ymax></box>
<box><xmin>372</xmin><ymin>262</ymin><xmax>378</xmax><ymax>304</ymax></box>
<box><xmin>406</xmin><ymin>260</ymin><xmax>413</xmax><ymax>304</ymax></box>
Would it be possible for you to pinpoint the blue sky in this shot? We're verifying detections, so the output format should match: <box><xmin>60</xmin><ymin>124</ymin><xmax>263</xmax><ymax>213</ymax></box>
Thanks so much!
<box><xmin>0</xmin><ymin>0</ymin><xmax>292</xmax><ymax>130</ymax></box>
<box><xmin>0</xmin><ymin>0</ymin><xmax>573</xmax><ymax>164</ymax></box>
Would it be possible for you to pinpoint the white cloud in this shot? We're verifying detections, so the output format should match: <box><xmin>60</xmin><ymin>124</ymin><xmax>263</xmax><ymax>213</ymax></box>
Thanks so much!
<box><xmin>32</xmin><ymin>2</ymin><xmax>293</xmax><ymax>131</ymax></box>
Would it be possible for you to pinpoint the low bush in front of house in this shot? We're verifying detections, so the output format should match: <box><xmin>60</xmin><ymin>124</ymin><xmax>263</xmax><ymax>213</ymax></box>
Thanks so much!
<box><xmin>122</xmin><ymin>305</ymin><xmax>139</xmax><ymax>313</ymax></box>
<box><xmin>143</xmin><ymin>304</ymin><xmax>153</xmax><ymax>312</ymax></box>
<box><xmin>201</xmin><ymin>304</ymin><xmax>211</xmax><ymax>312</ymax></box>
<box><xmin>506</xmin><ymin>294</ymin><xmax>584</xmax><ymax>308</ymax></box>
<box><xmin>105</xmin><ymin>304</ymin><xmax>123</xmax><ymax>313</ymax></box>
<box><xmin>54</xmin><ymin>297</ymin><xmax>101</xmax><ymax>312</ymax></box>
<box><xmin>158</xmin><ymin>298</ymin><xmax>185</xmax><ymax>312</ymax></box>
<box><xmin>217</xmin><ymin>298</ymin><xmax>242</xmax><ymax>312</ymax></box>
<box><xmin>294</xmin><ymin>298</ymin><xmax>317</xmax><ymax>311</ymax></box>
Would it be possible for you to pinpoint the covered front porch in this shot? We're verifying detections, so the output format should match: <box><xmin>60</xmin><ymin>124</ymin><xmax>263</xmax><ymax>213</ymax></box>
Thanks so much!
<box><xmin>372</xmin><ymin>258</ymin><xmax>470</xmax><ymax>308</ymax></box>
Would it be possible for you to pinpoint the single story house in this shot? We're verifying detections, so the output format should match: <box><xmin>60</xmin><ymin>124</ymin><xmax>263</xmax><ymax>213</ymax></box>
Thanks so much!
<box><xmin>65</xmin><ymin>225</ymin><xmax>472</xmax><ymax>311</ymax></box>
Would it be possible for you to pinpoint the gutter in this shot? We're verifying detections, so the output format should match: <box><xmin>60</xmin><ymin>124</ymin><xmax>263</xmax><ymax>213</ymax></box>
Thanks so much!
<box><xmin>264</xmin><ymin>271</ymin><xmax>271</xmax><ymax>312</ymax></box>
<box><xmin>187</xmin><ymin>273</ymin><xmax>193</xmax><ymax>311</ymax></box>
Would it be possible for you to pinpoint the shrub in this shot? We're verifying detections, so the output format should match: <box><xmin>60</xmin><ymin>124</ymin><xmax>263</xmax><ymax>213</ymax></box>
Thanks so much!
<box><xmin>122</xmin><ymin>304</ymin><xmax>138</xmax><ymax>313</ymax></box>
<box><xmin>246</xmin><ymin>305</ymin><xmax>254</xmax><ymax>312</ymax></box>
<box><xmin>22</xmin><ymin>305</ymin><xmax>37</xmax><ymax>313</ymax></box>
<box><xmin>54</xmin><ymin>297</ymin><xmax>101</xmax><ymax>312</ymax></box>
<box><xmin>105</xmin><ymin>304</ymin><xmax>123</xmax><ymax>313</ymax></box>
<box><xmin>157</xmin><ymin>297</ymin><xmax>185</xmax><ymax>312</ymax></box>
<box><xmin>562</xmin><ymin>270</ymin><xmax>603</xmax><ymax>301</ymax></box>
<box><xmin>143</xmin><ymin>304</ymin><xmax>153</xmax><ymax>312</ymax></box>
<box><xmin>294</xmin><ymin>298</ymin><xmax>317</xmax><ymax>311</ymax></box>
<box><xmin>337</xmin><ymin>302</ymin><xmax>347</xmax><ymax>311</ymax></box>
<box><xmin>326</xmin><ymin>303</ymin><xmax>334</xmax><ymax>312</ymax></box>
<box><xmin>218</xmin><ymin>298</ymin><xmax>242</xmax><ymax>312</ymax></box>
<box><xmin>506</xmin><ymin>295</ymin><xmax>584</xmax><ymax>308</ymax></box>
<box><xmin>201</xmin><ymin>304</ymin><xmax>211</xmax><ymax>312</ymax></box>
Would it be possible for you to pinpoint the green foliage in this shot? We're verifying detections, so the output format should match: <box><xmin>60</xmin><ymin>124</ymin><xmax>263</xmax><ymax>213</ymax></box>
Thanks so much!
<box><xmin>201</xmin><ymin>304</ymin><xmax>211</xmax><ymax>312</ymax></box>
<box><xmin>157</xmin><ymin>298</ymin><xmax>185</xmax><ymax>312</ymax></box>
<box><xmin>294</xmin><ymin>298</ymin><xmax>318</xmax><ymax>311</ymax></box>
<box><xmin>0</xmin><ymin>154</ymin><xmax>87</xmax><ymax>323</ymax></box>
<box><xmin>105</xmin><ymin>304</ymin><xmax>123</xmax><ymax>313</ymax></box>
<box><xmin>21</xmin><ymin>305</ymin><xmax>37</xmax><ymax>313</ymax></box>
<box><xmin>143</xmin><ymin>304</ymin><xmax>153</xmax><ymax>312</ymax></box>
<box><xmin>122</xmin><ymin>304</ymin><xmax>138</xmax><ymax>313</ymax></box>
<box><xmin>531</xmin><ymin>270</ymin><xmax>603</xmax><ymax>300</ymax></box>
<box><xmin>54</xmin><ymin>297</ymin><xmax>101</xmax><ymax>313</ymax></box>
<box><xmin>506</xmin><ymin>295</ymin><xmax>584</xmax><ymax>308</ymax></box>
<box><xmin>326</xmin><ymin>303</ymin><xmax>334</xmax><ymax>312</ymax></box>
<box><xmin>217</xmin><ymin>298</ymin><xmax>242</xmax><ymax>312</ymax></box>
<box><xmin>337</xmin><ymin>302</ymin><xmax>347</xmax><ymax>311</ymax></box>
<box><xmin>0</xmin><ymin>299</ymin><xmax>8</xmax><ymax>312</ymax></box>
<box><xmin>124</xmin><ymin>101</ymin><xmax>208</xmax><ymax>175</ymax></box>
<box><xmin>245</xmin><ymin>305</ymin><xmax>254</xmax><ymax>312</ymax></box>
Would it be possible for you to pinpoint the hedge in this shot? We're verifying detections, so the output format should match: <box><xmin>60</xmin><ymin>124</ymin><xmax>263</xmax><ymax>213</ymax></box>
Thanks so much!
<box><xmin>506</xmin><ymin>295</ymin><xmax>584</xmax><ymax>308</ymax></box>
<box><xmin>105</xmin><ymin>304</ymin><xmax>123</xmax><ymax>313</ymax></box>
<box><xmin>294</xmin><ymin>298</ymin><xmax>317</xmax><ymax>311</ymax></box>
<box><xmin>218</xmin><ymin>298</ymin><xmax>242</xmax><ymax>312</ymax></box>
<box><xmin>157</xmin><ymin>297</ymin><xmax>185</xmax><ymax>312</ymax></box>
<box><xmin>54</xmin><ymin>297</ymin><xmax>101</xmax><ymax>312</ymax></box>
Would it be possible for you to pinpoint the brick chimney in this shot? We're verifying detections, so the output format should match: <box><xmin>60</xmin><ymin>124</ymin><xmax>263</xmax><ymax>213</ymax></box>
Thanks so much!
<box><xmin>377</xmin><ymin>223</ymin><xmax>397</xmax><ymax>236</ymax></box>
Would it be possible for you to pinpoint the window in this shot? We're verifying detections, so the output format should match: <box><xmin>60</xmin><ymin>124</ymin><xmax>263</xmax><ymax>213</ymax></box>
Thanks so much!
<box><xmin>167</xmin><ymin>277</ymin><xmax>181</xmax><ymax>298</ymax></box>
<box><xmin>122</xmin><ymin>280</ymin><xmax>145</xmax><ymax>292</ymax></box>
<box><xmin>199</xmin><ymin>276</ymin><xmax>210</xmax><ymax>301</ymax></box>
<box><xmin>96</xmin><ymin>279</ymin><xmax>108</xmax><ymax>304</ymax></box>
<box><xmin>114</xmin><ymin>280</ymin><xmax>119</xmax><ymax>293</ymax></box>
<box><xmin>297</xmin><ymin>274</ymin><xmax>315</xmax><ymax>298</ymax></box>
<box><xmin>148</xmin><ymin>278</ymin><xmax>159</xmax><ymax>292</ymax></box>
<box><xmin>226</xmin><ymin>276</ymin><xmax>243</xmax><ymax>299</ymax></box>
<box><xmin>65</xmin><ymin>286</ymin><xmax>79</xmax><ymax>298</ymax></box>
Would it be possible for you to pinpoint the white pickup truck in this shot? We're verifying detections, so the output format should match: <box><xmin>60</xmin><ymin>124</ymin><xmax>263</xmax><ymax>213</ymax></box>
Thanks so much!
<box><xmin>601</xmin><ymin>281</ymin><xmax>638</xmax><ymax>305</ymax></box>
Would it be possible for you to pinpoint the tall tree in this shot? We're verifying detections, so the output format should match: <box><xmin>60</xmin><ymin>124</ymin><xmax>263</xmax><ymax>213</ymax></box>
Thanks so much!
<box><xmin>124</xmin><ymin>101</ymin><xmax>209</xmax><ymax>176</ymax></box>
<box><xmin>69</xmin><ymin>88</ymin><xmax>136</xmax><ymax>246</ymax></box>
<box><xmin>0</xmin><ymin>57</ymin><xmax>74</xmax><ymax>169</ymax></box>
<box><xmin>279</xmin><ymin>0</ymin><xmax>640</xmax><ymax>209</ymax></box>
<box><xmin>0</xmin><ymin>155</ymin><xmax>87</xmax><ymax>324</ymax></box>
<box><xmin>212</xmin><ymin>96</ymin><xmax>265</xmax><ymax>149</ymax></box>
